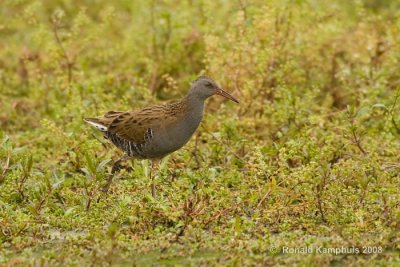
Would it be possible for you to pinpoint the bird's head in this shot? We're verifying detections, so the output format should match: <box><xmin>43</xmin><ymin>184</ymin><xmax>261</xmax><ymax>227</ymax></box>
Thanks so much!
<box><xmin>190</xmin><ymin>75</ymin><xmax>239</xmax><ymax>103</ymax></box>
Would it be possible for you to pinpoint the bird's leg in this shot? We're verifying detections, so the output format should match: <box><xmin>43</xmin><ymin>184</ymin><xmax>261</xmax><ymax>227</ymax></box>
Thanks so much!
<box><xmin>150</xmin><ymin>159</ymin><xmax>160</xmax><ymax>198</ymax></box>
<box><xmin>102</xmin><ymin>155</ymin><xmax>128</xmax><ymax>194</ymax></box>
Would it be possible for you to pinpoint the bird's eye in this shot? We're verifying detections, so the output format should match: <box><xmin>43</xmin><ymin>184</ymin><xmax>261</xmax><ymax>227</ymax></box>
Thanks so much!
<box><xmin>206</xmin><ymin>82</ymin><xmax>213</xmax><ymax>87</ymax></box>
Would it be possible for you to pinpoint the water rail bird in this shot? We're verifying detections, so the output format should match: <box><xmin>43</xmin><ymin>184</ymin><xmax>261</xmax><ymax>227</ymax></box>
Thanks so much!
<box><xmin>84</xmin><ymin>75</ymin><xmax>239</xmax><ymax>196</ymax></box>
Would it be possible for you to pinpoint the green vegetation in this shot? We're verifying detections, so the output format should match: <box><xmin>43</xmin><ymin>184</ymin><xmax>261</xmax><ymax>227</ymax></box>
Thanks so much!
<box><xmin>1</xmin><ymin>0</ymin><xmax>400</xmax><ymax>265</ymax></box>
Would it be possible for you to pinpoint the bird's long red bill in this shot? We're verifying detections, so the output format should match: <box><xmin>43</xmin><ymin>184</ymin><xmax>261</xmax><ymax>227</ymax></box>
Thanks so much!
<box><xmin>215</xmin><ymin>88</ymin><xmax>239</xmax><ymax>103</ymax></box>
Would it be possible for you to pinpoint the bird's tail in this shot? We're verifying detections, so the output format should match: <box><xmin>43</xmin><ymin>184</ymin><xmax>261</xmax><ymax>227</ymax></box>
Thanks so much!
<box><xmin>84</xmin><ymin>118</ymin><xmax>108</xmax><ymax>132</ymax></box>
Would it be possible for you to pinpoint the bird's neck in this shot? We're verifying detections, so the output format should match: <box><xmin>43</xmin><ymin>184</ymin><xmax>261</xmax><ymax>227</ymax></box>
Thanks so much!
<box><xmin>181</xmin><ymin>93</ymin><xmax>205</xmax><ymax>129</ymax></box>
<box><xmin>184</xmin><ymin>93</ymin><xmax>205</xmax><ymax>114</ymax></box>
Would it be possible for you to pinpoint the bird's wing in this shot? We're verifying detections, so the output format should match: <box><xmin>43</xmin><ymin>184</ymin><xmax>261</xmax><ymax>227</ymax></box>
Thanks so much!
<box><xmin>105</xmin><ymin>104</ymin><xmax>181</xmax><ymax>144</ymax></box>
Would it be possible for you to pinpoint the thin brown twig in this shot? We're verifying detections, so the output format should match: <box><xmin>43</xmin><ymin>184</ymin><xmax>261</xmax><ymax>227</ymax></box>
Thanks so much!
<box><xmin>15</xmin><ymin>222</ymin><xmax>29</xmax><ymax>236</ymax></box>
<box><xmin>203</xmin><ymin>207</ymin><xmax>231</xmax><ymax>227</ymax></box>
<box><xmin>351</xmin><ymin>128</ymin><xmax>367</xmax><ymax>155</ymax></box>
<box><xmin>52</xmin><ymin>20</ymin><xmax>73</xmax><ymax>84</ymax></box>
<box><xmin>388</xmin><ymin>88</ymin><xmax>400</xmax><ymax>134</ymax></box>
<box><xmin>256</xmin><ymin>188</ymin><xmax>272</xmax><ymax>209</ymax></box>
<box><xmin>316</xmin><ymin>189</ymin><xmax>326</xmax><ymax>223</ymax></box>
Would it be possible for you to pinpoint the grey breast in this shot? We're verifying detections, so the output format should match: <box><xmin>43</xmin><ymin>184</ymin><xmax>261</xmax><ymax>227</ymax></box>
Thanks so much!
<box><xmin>145</xmin><ymin>103</ymin><xmax>204</xmax><ymax>159</ymax></box>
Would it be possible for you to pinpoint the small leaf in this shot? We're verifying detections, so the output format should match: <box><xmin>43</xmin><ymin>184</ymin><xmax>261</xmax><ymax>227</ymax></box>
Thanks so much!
<box><xmin>27</xmin><ymin>204</ymin><xmax>38</xmax><ymax>216</ymax></box>
<box><xmin>53</xmin><ymin>179</ymin><xmax>65</xmax><ymax>189</ymax></box>
<box><xmin>64</xmin><ymin>207</ymin><xmax>76</xmax><ymax>217</ymax></box>
<box><xmin>27</xmin><ymin>155</ymin><xmax>33</xmax><ymax>172</ymax></box>
<box><xmin>372</xmin><ymin>103</ymin><xmax>389</xmax><ymax>113</ymax></box>
<box><xmin>356</xmin><ymin>106</ymin><xmax>370</xmax><ymax>118</ymax></box>
<box><xmin>96</xmin><ymin>158</ymin><xmax>111</xmax><ymax>173</ymax></box>
<box><xmin>107</xmin><ymin>222</ymin><xmax>119</xmax><ymax>238</ymax></box>
<box><xmin>80</xmin><ymin>168</ymin><xmax>91</xmax><ymax>178</ymax></box>
<box><xmin>44</xmin><ymin>176</ymin><xmax>51</xmax><ymax>190</ymax></box>
<box><xmin>85</xmin><ymin>153</ymin><xmax>96</xmax><ymax>175</ymax></box>
<box><xmin>12</xmin><ymin>147</ymin><xmax>25</xmax><ymax>155</ymax></box>
<box><xmin>63</xmin><ymin>177</ymin><xmax>74</xmax><ymax>187</ymax></box>
<box><xmin>1</xmin><ymin>136</ymin><xmax>11</xmax><ymax>149</ymax></box>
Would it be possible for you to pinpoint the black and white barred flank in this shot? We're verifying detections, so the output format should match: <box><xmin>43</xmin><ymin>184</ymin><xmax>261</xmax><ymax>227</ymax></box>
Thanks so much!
<box><xmin>104</xmin><ymin>128</ymin><xmax>153</xmax><ymax>158</ymax></box>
